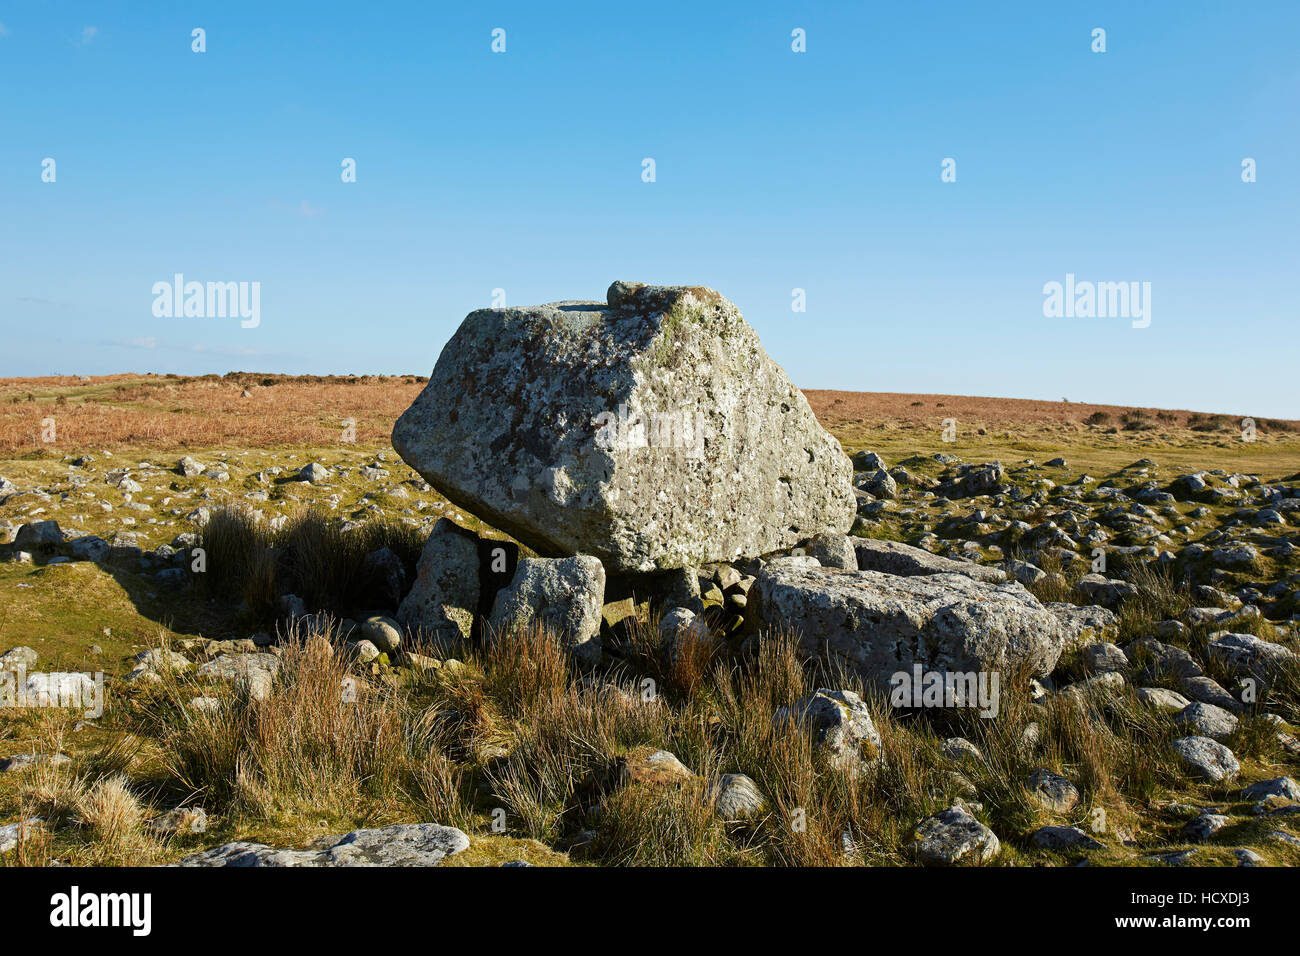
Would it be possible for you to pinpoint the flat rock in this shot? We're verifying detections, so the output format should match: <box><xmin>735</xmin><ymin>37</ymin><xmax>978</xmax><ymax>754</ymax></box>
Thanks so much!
<box><xmin>849</xmin><ymin>536</ymin><xmax>1006</xmax><ymax>583</ymax></box>
<box><xmin>752</xmin><ymin>564</ymin><xmax>1067</xmax><ymax>692</ymax></box>
<box><xmin>174</xmin><ymin>823</ymin><xmax>469</xmax><ymax>867</ymax></box>
<box><xmin>1135</xmin><ymin>687</ymin><xmax>1192</xmax><ymax>713</ymax></box>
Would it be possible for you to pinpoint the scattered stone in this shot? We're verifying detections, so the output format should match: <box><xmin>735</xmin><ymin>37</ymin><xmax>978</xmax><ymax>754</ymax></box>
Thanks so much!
<box><xmin>1181</xmin><ymin>813</ymin><xmax>1230</xmax><ymax>843</ymax></box>
<box><xmin>1172</xmin><ymin>736</ymin><xmax>1240</xmax><ymax>782</ymax></box>
<box><xmin>942</xmin><ymin>737</ymin><xmax>983</xmax><ymax>763</ymax></box>
<box><xmin>773</xmin><ymin>688</ymin><xmax>883</xmax><ymax>767</ymax></box>
<box><xmin>0</xmin><ymin>647</ymin><xmax>39</xmax><ymax>672</ymax></box>
<box><xmin>1081</xmin><ymin>641</ymin><xmax>1129</xmax><ymax>675</ymax></box>
<box><xmin>0</xmin><ymin>818</ymin><xmax>44</xmax><ymax>854</ymax></box>
<box><xmin>196</xmin><ymin>654</ymin><xmax>279</xmax><ymax>701</ymax></box>
<box><xmin>1174</xmin><ymin>702</ymin><xmax>1239</xmax><ymax>741</ymax></box>
<box><xmin>618</xmin><ymin>748</ymin><xmax>694</xmax><ymax>789</ymax></box>
<box><xmin>1207</xmin><ymin>632</ymin><xmax>1297</xmax><ymax>679</ymax></box>
<box><xmin>1241</xmin><ymin>777</ymin><xmax>1300</xmax><ymax>801</ymax></box>
<box><xmin>1074</xmin><ymin>573</ymin><xmax>1138</xmax><ymax>608</ymax></box>
<box><xmin>1031</xmin><ymin>825</ymin><xmax>1104</xmax><ymax>850</ymax></box>
<box><xmin>706</xmin><ymin>773</ymin><xmax>769</xmax><ymax>821</ymax></box>
<box><xmin>1135</xmin><ymin>687</ymin><xmax>1191</xmax><ymax>713</ymax></box>
<box><xmin>14</xmin><ymin>520</ymin><xmax>62</xmax><ymax>549</ymax></box>
<box><xmin>359</xmin><ymin>616</ymin><xmax>402</xmax><ymax>655</ymax></box>
<box><xmin>1027</xmin><ymin>769</ymin><xmax>1080</xmax><ymax>813</ymax></box>
<box><xmin>1179</xmin><ymin>675</ymin><xmax>1242</xmax><ymax>713</ymax></box>
<box><xmin>911</xmin><ymin>806</ymin><xmax>1000</xmax><ymax>865</ymax></box>
<box><xmin>297</xmin><ymin>462</ymin><xmax>331</xmax><ymax>484</ymax></box>
<box><xmin>1</xmin><ymin>753</ymin><xmax>71</xmax><ymax>773</ymax></box>
<box><xmin>147</xmin><ymin>807</ymin><xmax>208</xmax><ymax>836</ymax></box>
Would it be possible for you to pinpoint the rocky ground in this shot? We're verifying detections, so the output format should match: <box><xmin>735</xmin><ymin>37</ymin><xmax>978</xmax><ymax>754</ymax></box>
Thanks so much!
<box><xmin>2</xmin><ymin>434</ymin><xmax>1299</xmax><ymax>867</ymax></box>
<box><xmin>1</xmin><ymin>301</ymin><xmax>1299</xmax><ymax>866</ymax></box>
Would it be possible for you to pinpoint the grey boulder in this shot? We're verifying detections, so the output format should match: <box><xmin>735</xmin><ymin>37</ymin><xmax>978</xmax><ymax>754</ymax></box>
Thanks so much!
<box><xmin>1172</xmin><ymin>736</ymin><xmax>1240</xmax><ymax>782</ymax></box>
<box><xmin>911</xmin><ymin>806</ymin><xmax>1000</xmax><ymax>865</ymax></box>
<box><xmin>391</xmin><ymin>282</ymin><xmax>855</xmax><ymax>573</ymax></box>
<box><xmin>396</xmin><ymin>519</ymin><xmax>480</xmax><ymax>647</ymax></box>
<box><xmin>751</xmin><ymin>564</ymin><xmax>1067</xmax><ymax>693</ymax></box>
<box><xmin>488</xmin><ymin>556</ymin><xmax>604</xmax><ymax>665</ymax></box>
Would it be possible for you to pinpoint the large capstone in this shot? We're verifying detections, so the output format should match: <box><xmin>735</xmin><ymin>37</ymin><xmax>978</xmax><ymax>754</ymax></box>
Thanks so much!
<box><xmin>750</xmin><ymin>563</ymin><xmax>1068</xmax><ymax>693</ymax></box>
<box><xmin>392</xmin><ymin>282</ymin><xmax>854</xmax><ymax>573</ymax></box>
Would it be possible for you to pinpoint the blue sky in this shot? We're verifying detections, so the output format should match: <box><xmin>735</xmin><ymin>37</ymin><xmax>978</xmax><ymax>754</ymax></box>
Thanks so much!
<box><xmin>2</xmin><ymin>2</ymin><xmax>1297</xmax><ymax>416</ymax></box>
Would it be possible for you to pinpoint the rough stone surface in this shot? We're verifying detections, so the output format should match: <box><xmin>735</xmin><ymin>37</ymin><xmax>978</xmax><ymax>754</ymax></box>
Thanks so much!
<box><xmin>1027</xmin><ymin>769</ymin><xmax>1080</xmax><ymax>813</ymax></box>
<box><xmin>1241</xmin><ymin>777</ymin><xmax>1300</xmax><ymax>801</ymax></box>
<box><xmin>1031</xmin><ymin>825</ymin><xmax>1104</xmax><ymax>850</ymax></box>
<box><xmin>196</xmin><ymin>653</ymin><xmax>279</xmax><ymax>701</ymax></box>
<box><xmin>1174</xmin><ymin>702</ymin><xmax>1239</xmax><ymax>741</ymax></box>
<box><xmin>396</xmin><ymin>518</ymin><xmax>480</xmax><ymax>646</ymax></box>
<box><xmin>911</xmin><ymin>806</ymin><xmax>1000</xmax><ymax>865</ymax></box>
<box><xmin>1207</xmin><ymin>632</ymin><xmax>1297</xmax><ymax>679</ymax></box>
<box><xmin>801</xmin><ymin>532</ymin><xmax>858</xmax><ymax>570</ymax></box>
<box><xmin>0</xmin><ymin>818</ymin><xmax>43</xmax><ymax>854</ymax></box>
<box><xmin>773</xmin><ymin>688</ymin><xmax>883</xmax><ymax>766</ymax></box>
<box><xmin>174</xmin><ymin>823</ymin><xmax>470</xmax><ymax>867</ymax></box>
<box><xmin>1045</xmin><ymin>602</ymin><xmax>1118</xmax><ymax>648</ymax></box>
<box><xmin>849</xmin><ymin>537</ymin><xmax>1006</xmax><ymax>583</ymax></box>
<box><xmin>0</xmin><ymin>647</ymin><xmax>39</xmax><ymax>672</ymax></box>
<box><xmin>752</xmin><ymin>564</ymin><xmax>1066</xmax><ymax>691</ymax></box>
<box><xmin>391</xmin><ymin>282</ymin><xmax>855</xmax><ymax>573</ymax></box>
<box><xmin>359</xmin><ymin>615</ymin><xmax>402</xmax><ymax>655</ymax></box>
<box><xmin>618</xmin><ymin>748</ymin><xmax>694</xmax><ymax>789</ymax></box>
<box><xmin>1136</xmin><ymin>687</ymin><xmax>1192</xmax><ymax>713</ymax></box>
<box><xmin>1172</xmin><ymin>736</ymin><xmax>1240</xmax><ymax>781</ymax></box>
<box><xmin>706</xmin><ymin>773</ymin><xmax>769</xmax><ymax>821</ymax></box>
<box><xmin>488</xmin><ymin>556</ymin><xmax>604</xmax><ymax>665</ymax></box>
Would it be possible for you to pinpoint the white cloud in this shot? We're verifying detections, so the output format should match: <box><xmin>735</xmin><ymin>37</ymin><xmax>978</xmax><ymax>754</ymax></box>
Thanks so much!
<box><xmin>0</xmin><ymin>22</ymin><xmax>10</xmax><ymax>38</ymax></box>
<box><xmin>78</xmin><ymin>25</ymin><xmax>98</xmax><ymax>45</ymax></box>
<box><xmin>115</xmin><ymin>337</ymin><xmax>158</xmax><ymax>350</ymax></box>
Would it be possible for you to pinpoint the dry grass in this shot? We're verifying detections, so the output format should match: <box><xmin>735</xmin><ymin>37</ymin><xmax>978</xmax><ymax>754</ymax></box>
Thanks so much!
<box><xmin>0</xmin><ymin>373</ymin><xmax>425</xmax><ymax>454</ymax></box>
<box><xmin>199</xmin><ymin>503</ymin><xmax>424</xmax><ymax>623</ymax></box>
